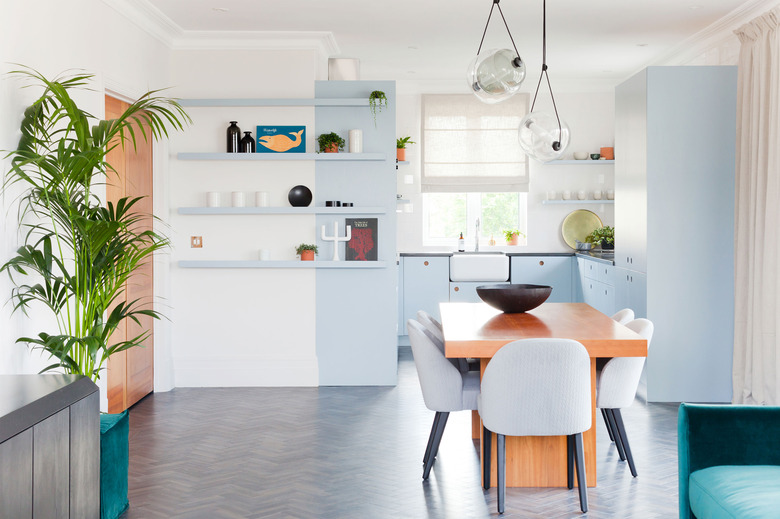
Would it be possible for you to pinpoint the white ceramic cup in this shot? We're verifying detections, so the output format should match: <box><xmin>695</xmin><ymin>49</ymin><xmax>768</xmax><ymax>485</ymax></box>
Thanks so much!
<box><xmin>606</xmin><ymin>189</ymin><xmax>615</xmax><ymax>200</ymax></box>
<box><xmin>256</xmin><ymin>191</ymin><xmax>269</xmax><ymax>207</ymax></box>
<box><xmin>232</xmin><ymin>192</ymin><xmax>245</xmax><ymax>207</ymax></box>
<box><xmin>207</xmin><ymin>192</ymin><xmax>221</xmax><ymax>207</ymax></box>
<box><xmin>547</xmin><ymin>190</ymin><xmax>558</xmax><ymax>200</ymax></box>
<box><xmin>593</xmin><ymin>190</ymin><xmax>603</xmax><ymax>200</ymax></box>
<box><xmin>259</xmin><ymin>249</ymin><xmax>270</xmax><ymax>261</ymax></box>
<box><xmin>577</xmin><ymin>190</ymin><xmax>587</xmax><ymax>200</ymax></box>
<box><xmin>349</xmin><ymin>129</ymin><xmax>363</xmax><ymax>153</ymax></box>
<box><xmin>562</xmin><ymin>190</ymin><xmax>572</xmax><ymax>200</ymax></box>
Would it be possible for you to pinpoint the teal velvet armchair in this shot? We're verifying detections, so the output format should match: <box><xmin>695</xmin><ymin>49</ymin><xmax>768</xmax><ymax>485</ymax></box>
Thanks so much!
<box><xmin>678</xmin><ymin>403</ymin><xmax>780</xmax><ymax>518</ymax></box>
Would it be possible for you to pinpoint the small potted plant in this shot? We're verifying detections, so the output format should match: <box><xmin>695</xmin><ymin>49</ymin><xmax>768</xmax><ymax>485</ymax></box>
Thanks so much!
<box><xmin>296</xmin><ymin>243</ymin><xmax>318</xmax><ymax>261</ymax></box>
<box><xmin>396</xmin><ymin>136</ymin><xmax>415</xmax><ymax>162</ymax></box>
<box><xmin>369</xmin><ymin>90</ymin><xmax>388</xmax><ymax>127</ymax></box>
<box><xmin>317</xmin><ymin>132</ymin><xmax>345</xmax><ymax>153</ymax></box>
<box><xmin>503</xmin><ymin>229</ymin><xmax>525</xmax><ymax>246</ymax></box>
<box><xmin>586</xmin><ymin>226</ymin><xmax>615</xmax><ymax>250</ymax></box>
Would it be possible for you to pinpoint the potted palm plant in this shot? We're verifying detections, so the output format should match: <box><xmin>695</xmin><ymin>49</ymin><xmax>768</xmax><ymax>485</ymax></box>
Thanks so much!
<box><xmin>396</xmin><ymin>136</ymin><xmax>415</xmax><ymax>162</ymax></box>
<box><xmin>1</xmin><ymin>67</ymin><xmax>189</xmax><ymax>519</ymax></box>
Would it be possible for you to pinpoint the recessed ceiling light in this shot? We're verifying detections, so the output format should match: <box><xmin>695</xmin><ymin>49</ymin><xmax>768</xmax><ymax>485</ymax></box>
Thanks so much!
<box><xmin>212</xmin><ymin>7</ymin><xmax>229</xmax><ymax>13</ymax></box>
<box><xmin>637</xmin><ymin>43</ymin><xmax>649</xmax><ymax>47</ymax></box>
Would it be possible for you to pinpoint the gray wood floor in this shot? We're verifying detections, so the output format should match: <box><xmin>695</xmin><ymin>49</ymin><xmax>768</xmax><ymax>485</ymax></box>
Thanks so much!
<box><xmin>123</xmin><ymin>348</ymin><xmax>679</xmax><ymax>518</ymax></box>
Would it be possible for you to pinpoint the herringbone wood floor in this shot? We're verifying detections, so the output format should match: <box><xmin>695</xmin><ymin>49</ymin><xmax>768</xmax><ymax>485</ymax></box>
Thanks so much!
<box><xmin>123</xmin><ymin>348</ymin><xmax>679</xmax><ymax>518</ymax></box>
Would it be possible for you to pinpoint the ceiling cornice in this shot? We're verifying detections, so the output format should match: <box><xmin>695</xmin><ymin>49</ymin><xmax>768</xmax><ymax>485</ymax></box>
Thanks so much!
<box><xmin>645</xmin><ymin>0</ymin><xmax>780</xmax><ymax>68</ymax></box>
<box><xmin>102</xmin><ymin>0</ymin><xmax>339</xmax><ymax>56</ymax></box>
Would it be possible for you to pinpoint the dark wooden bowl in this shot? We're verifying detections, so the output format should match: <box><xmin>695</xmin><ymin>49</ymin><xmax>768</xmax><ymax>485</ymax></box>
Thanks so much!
<box><xmin>476</xmin><ymin>284</ymin><xmax>553</xmax><ymax>313</ymax></box>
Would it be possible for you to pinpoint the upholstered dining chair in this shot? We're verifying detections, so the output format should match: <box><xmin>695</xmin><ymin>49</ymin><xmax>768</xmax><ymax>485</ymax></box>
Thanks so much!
<box><xmin>596</xmin><ymin>318</ymin><xmax>654</xmax><ymax>477</ymax></box>
<box><xmin>407</xmin><ymin>319</ymin><xmax>480</xmax><ymax>480</ymax></box>
<box><xmin>479</xmin><ymin>339</ymin><xmax>592</xmax><ymax>514</ymax></box>
<box><xmin>611</xmin><ymin>308</ymin><xmax>635</xmax><ymax>325</ymax></box>
<box><xmin>416</xmin><ymin>310</ymin><xmax>475</xmax><ymax>373</ymax></box>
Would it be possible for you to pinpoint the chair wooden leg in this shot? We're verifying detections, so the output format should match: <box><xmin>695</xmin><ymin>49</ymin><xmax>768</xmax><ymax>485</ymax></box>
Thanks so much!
<box><xmin>566</xmin><ymin>434</ymin><xmax>574</xmax><ymax>489</ymax></box>
<box><xmin>612</xmin><ymin>409</ymin><xmax>637</xmax><ymax>477</ymax></box>
<box><xmin>606</xmin><ymin>409</ymin><xmax>627</xmax><ymax>461</ymax></box>
<box><xmin>574</xmin><ymin>432</ymin><xmax>588</xmax><ymax>513</ymax></box>
<box><xmin>422</xmin><ymin>412</ymin><xmax>449</xmax><ymax>480</ymax></box>
<box><xmin>601</xmin><ymin>408</ymin><xmax>615</xmax><ymax>442</ymax></box>
<box><xmin>497</xmin><ymin>433</ymin><xmax>506</xmax><ymax>514</ymax></box>
<box><xmin>482</xmin><ymin>426</ymin><xmax>492</xmax><ymax>490</ymax></box>
<box><xmin>423</xmin><ymin>412</ymin><xmax>442</xmax><ymax>465</ymax></box>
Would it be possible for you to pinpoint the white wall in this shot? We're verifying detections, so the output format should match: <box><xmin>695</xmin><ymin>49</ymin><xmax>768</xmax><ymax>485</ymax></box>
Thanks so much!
<box><xmin>0</xmin><ymin>0</ymin><xmax>172</xmax><ymax>409</ymax></box>
<box><xmin>396</xmin><ymin>83</ymin><xmax>615</xmax><ymax>253</ymax></box>
<box><xmin>167</xmin><ymin>49</ymin><xmax>320</xmax><ymax>387</ymax></box>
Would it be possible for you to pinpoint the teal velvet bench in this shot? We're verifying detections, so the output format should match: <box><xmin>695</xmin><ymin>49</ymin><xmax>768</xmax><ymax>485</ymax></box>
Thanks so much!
<box><xmin>678</xmin><ymin>404</ymin><xmax>780</xmax><ymax>518</ymax></box>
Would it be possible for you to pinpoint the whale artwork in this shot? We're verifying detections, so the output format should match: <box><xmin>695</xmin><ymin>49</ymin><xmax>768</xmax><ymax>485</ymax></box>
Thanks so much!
<box><xmin>256</xmin><ymin>125</ymin><xmax>306</xmax><ymax>153</ymax></box>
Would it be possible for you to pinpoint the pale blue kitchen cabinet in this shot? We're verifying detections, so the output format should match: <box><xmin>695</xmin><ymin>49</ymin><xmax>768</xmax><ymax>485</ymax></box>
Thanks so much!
<box><xmin>449</xmin><ymin>281</ymin><xmax>509</xmax><ymax>302</ymax></box>
<box><xmin>510</xmin><ymin>256</ymin><xmax>573</xmax><ymax>302</ymax></box>
<box><xmin>401</xmin><ymin>256</ymin><xmax>450</xmax><ymax>335</ymax></box>
<box><xmin>615</xmin><ymin>66</ymin><xmax>736</xmax><ymax>403</ymax></box>
<box><xmin>576</xmin><ymin>256</ymin><xmax>615</xmax><ymax>315</ymax></box>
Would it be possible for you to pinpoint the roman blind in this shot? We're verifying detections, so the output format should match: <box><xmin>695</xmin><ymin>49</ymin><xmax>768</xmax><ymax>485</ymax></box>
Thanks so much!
<box><xmin>421</xmin><ymin>94</ymin><xmax>529</xmax><ymax>193</ymax></box>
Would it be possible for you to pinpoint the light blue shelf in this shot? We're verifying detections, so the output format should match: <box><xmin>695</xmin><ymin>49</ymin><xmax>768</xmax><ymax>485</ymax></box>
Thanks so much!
<box><xmin>178</xmin><ymin>260</ymin><xmax>387</xmax><ymax>269</ymax></box>
<box><xmin>177</xmin><ymin>152</ymin><xmax>386</xmax><ymax>161</ymax></box>
<box><xmin>542</xmin><ymin>200</ymin><xmax>614</xmax><ymax>205</ymax></box>
<box><xmin>177</xmin><ymin>98</ymin><xmax>369</xmax><ymax>107</ymax></box>
<box><xmin>177</xmin><ymin>207</ymin><xmax>386</xmax><ymax>215</ymax></box>
<box><xmin>544</xmin><ymin>160</ymin><xmax>615</xmax><ymax>165</ymax></box>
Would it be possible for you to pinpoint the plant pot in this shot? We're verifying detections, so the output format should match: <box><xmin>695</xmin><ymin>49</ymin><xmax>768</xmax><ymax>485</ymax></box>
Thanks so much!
<box><xmin>324</xmin><ymin>143</ymin><xmax>338</xmax><ymax>153</ymax></box>
<box><xmin>600</xmin><ymin>242</ymin><xmax>614</xmax><ymax>250</ymax></box>
<box><xmin>397</xmin><ymin>148</ymin><xmax>406</xmax><ymax>161</ymax></box>
<box><xmin>507</xmin><ymin>235</ymin><xmax>519</xmax><ymax>246</ymax></box>
<box><xmin>100</xmin><ymin>411</ymin><xmax>129</xmax><ymax>519</ymax></box>
<box><xmin>301</xmin><ymin>250</ymin><xmax>315</xmax><ymax>261</ymax></box>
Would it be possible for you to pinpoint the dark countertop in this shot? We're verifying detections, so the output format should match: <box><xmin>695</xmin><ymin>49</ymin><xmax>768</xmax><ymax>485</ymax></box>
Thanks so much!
<box><xmin>0</xmin><ymin>374</ymin><xmax>98</xmax><ymax>443</ymax></box>
<box><xmin>399</xmin><ymin>251</ymin><xmax>616</xmax><ymax>265</ymax></box>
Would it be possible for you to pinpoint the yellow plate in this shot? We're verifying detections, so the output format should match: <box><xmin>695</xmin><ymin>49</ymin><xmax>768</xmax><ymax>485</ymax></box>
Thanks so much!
<box><xmin>561</xmin><ymin>210</ymin><xmax>603</xmax><ymax>249</ymax></box>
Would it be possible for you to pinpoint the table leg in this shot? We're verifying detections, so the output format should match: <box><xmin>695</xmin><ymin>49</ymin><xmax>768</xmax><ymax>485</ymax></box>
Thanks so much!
<box><xmin>478</xmin><ymin>358</ymin><xmax>598</xmax><ymax>488</ymax></box>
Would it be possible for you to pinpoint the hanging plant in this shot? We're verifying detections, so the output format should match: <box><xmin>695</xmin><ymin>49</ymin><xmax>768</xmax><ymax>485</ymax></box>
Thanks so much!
<box><xmin>368</xmin><ymin>90</ymin><xmax>388</xmax><ymax>127</ymax></box>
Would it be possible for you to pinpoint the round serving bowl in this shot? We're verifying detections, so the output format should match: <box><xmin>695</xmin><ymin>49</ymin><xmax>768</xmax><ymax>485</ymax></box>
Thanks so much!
<box><xmin>476</xmin><ymin>284</ymin><xmax>553</xmax><ymax>313</ymax></box>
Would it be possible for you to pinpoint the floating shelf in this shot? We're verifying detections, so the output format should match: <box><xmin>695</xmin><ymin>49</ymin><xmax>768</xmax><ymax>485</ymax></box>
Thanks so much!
<box><xmin>178</xmin><ymin>260</ymin><xmax>387</xmax><ymax>269</ymax></box>
<box><xmin>177</xmin><ymin>207</ymin><xmax>386</xmax><ymax>215</ymax></box>
<box><xmin>542</xmin><ymin>200</ymin><xmax>615</xmax><ymax>205</ymax></box>
<box><xmin>177</xmin><ymin>152</ymin><xmax>386</xmax><ymax>161</ymax></box>
<box><xmin>177</xmin><ymin>98</ymin><xmax>369</xmax><ymax>108</ymax></box>
<box><xmin>544</xmin><ymin>160</ymin><xmax>615</xmax><ymax>165</ymax></box>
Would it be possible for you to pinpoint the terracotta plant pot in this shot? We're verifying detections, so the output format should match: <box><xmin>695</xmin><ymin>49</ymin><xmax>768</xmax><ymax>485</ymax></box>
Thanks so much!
<box><xmin>397</xmin><ymin>148</ymin><xmax>406</xmax><ymax>161</ymax></box>
<box><xmin>301</xmin><ymin>250</ymin><xmax>315</xmax><ymax>261</ymax></box>
<box><xmin>600</xmin><ymin>147</ymin><xmax>614</xmax><ymax>160</ymax></box>
<box><xmin>324</xmin><ymin>143</ymin><xmax>338</xmax><ymax>153</ymax></box>
<box><xmin>507</xmin><ymin>234</ymin><xmax>519</xmax><ymax>246</ymax></box>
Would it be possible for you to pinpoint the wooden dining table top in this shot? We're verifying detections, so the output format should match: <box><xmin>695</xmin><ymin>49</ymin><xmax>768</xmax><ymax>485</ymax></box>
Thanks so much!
<box><xmin>440</xmin><ymin>302</ymin><xmax>647</xmax><ymax>359</ymax></box>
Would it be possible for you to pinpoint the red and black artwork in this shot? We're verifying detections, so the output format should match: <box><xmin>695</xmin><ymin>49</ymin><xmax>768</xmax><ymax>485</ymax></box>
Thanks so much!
<box><xmin>346</xmin><ymin>218</ymin><xmax>378</xmax><ymax>261</ymax></box>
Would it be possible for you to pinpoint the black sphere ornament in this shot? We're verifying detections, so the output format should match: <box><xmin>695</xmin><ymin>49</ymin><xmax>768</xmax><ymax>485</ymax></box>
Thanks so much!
<box><xmin>288</xmin><ymin>185</ymin><xmax>313</xmax><ymax>207</ymax></box>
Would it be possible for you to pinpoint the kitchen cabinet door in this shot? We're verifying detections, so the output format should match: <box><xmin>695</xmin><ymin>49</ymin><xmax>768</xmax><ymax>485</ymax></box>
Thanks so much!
<box><xmin>450</xmin><ymin>281</ymin><xmax>509</xmax><ymax>303</ymax></box>
<box><xmin>614</xmin><ymin>267</ymin><xmax>647</xmax><ymax>319</ymax></box>
<box><xmin>511</xmin><ymin>256</ymin><xmax>573</xmax><ymax>302</ymax></box>
<box><xmin>402</xmin><ymin>257</ymin><xmax>450</xmax><ymax>334</ymax></box>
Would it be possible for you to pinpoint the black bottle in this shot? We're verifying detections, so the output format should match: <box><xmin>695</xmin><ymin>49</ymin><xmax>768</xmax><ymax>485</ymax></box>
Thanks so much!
<box><xmin>227</xmin><ymin>121</ymin><xmax>241</xmax><ymax>153</ymax></box>
<box><xmin>240</xmin><ymin>131</ymin><xmax>255</xmax><ymax>153</ymax></box>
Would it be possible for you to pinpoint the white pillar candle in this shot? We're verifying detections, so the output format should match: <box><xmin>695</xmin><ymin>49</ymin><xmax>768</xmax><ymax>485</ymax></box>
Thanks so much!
<box><xmin>255</xmin><ymin>191</ymin><xmax>269</xmax><ymax>207</ymax></box>
<box><xmin>232</xmin><ymin>192</ymin><xmax>245</xmax><ymax>207</ymax></box>
<box><xmin>207</xmin><ymin>192</ymin><xmax>221</xmax><ymax>207</ymax></box>
<box><xmin>348</xmin><ymin>129</ymin><xmax>363</xmax><ymax>153</ymax></box>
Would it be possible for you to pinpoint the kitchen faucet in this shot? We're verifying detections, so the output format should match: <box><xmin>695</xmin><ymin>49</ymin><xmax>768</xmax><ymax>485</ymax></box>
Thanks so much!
<box><xmin>475</xmin><ymin>218</ymin><xmax>480</xmax><ymax>252</ymax></box>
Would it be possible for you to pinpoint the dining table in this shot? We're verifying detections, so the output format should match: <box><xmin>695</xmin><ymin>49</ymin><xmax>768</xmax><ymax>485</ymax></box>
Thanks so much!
<box><xmin>440</xmin><ymin>301</ymin><xmax>647</xmax><ymax>488</ymax></box>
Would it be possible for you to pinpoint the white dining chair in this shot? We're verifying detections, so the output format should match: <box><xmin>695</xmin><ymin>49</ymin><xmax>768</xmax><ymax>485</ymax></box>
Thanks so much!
<box><xmin>611</xmin><ymin>308</ymin><xmax>635</xmax><ymax>325</ymax></box>
<box><xmin>407</xmin><ymin>319</ymin><xmax>480</xmax><ymax>480</ymax></box>
<box><xmin>596</xmin><ymin>318</ymin><xmax>654</xmax><ymax>477</ymax></box>
<box><xmin>416</xmin><ymin>310</ymin><xmax>474</xmax><ymax>373</ymax></box>
<box><xmin>479</xmin><ymin>339</ymin><xmax>592</xmax><ymax>514</ymax></box>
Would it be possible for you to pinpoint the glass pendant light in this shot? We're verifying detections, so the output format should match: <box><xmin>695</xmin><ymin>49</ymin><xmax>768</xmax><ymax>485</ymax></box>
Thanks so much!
<box><xmin>467</xmin><ymin>0</ymin><xmax>526</xmax><ymax>104</ymax></box>
<box><xmin>518</xmin><ymin>0</ymin><xmax>570</xmax><ymax>162</ymax></box>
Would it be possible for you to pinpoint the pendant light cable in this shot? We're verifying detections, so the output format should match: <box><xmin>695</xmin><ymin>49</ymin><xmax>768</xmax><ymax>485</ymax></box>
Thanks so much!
<box><xmin>476</xmin><ymin>0</ymin><xmax>523</xmax><ymax>67</ymax></box>
<box><xmin>529</xmin><ymin>0</ymin><xmax>562</xmax><ymax>150</ymax></box>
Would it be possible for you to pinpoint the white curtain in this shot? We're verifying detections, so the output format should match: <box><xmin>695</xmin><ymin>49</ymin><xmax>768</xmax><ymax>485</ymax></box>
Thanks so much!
<box><xmin>733</xmin><ymin>7</ymin><xmax>780</xmax><ymax>404</ymax></box>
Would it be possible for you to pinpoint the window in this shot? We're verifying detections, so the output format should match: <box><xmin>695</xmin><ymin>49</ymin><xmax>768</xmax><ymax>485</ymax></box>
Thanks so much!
<box><xmin>423</xmin><ymin>192</ymin><xmax>527</xmax><ymax>247</ymax></box>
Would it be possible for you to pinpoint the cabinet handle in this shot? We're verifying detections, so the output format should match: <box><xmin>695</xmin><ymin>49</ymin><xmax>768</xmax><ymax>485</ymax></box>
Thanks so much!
<box><xmin>539</xmin><ymin>260</ymin><xmax>544</xmax><ymax>266</ymax></box>
<box><xmin>454</xmin><ymin>286</ymin><xmax>459</xmax><ymax>292</ymax></box>
<box><xmin>424</xmin><ymin>261</ymin><xmax>429</xmax><ymax>266</ymax></box>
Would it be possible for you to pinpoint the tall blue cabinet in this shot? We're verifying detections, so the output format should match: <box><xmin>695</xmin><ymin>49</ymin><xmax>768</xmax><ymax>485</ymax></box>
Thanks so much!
<box><xmin>615</xmin><ymin>66</ymin><xmax>737</xmax><ymax>403</ymax></box>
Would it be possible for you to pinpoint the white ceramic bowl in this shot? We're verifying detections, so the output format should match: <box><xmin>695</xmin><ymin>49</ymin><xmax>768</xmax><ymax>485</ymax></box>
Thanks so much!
<box><xmin>573</xmin><ymin>151</ymin><xmax>588</xmax><ymax>160</ymax></box>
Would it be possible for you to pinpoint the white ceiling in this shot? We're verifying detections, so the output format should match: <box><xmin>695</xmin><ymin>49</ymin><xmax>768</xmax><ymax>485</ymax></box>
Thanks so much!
<box><xmin>145</xmin><ymin>0</ymin><xmax>766</xmax><ymax>88</ymax></box>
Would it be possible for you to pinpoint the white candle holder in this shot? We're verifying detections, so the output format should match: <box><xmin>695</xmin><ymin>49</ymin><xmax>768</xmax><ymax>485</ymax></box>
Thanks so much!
<box><xmin>321</xmin><ymin>222</ymin><xmax>352</xmax><ymax>261</ymax></box>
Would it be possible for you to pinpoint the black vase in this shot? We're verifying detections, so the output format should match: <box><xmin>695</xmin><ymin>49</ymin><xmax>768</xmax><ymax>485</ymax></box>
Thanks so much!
<box><xmin>240</xmin><ymin>131</ymin><xmax>255</xmax><ymax>153</ymax></box>
<box><xmin>288</xmin><ymin>185</ymin><xmax>313</xmax><ymax>207</ymax></box>
<box><xmin>227</xmin><ymin>121</ymin><xmax>241</xmax><ymax>153</ymax></box>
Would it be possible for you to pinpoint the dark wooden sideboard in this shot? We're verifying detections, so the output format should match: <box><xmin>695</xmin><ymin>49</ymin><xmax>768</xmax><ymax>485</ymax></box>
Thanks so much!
<box><xmin>0</xmin><ymin>374</ymin><xmax>99</xmax><ymax>518</ymax></box>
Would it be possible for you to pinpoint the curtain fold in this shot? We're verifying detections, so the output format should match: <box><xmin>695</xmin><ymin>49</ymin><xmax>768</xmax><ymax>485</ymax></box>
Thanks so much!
<box><xmin>733</xmin><ymin>6</ymin><xmax>780</xmax><ymax>404</ymax></box>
